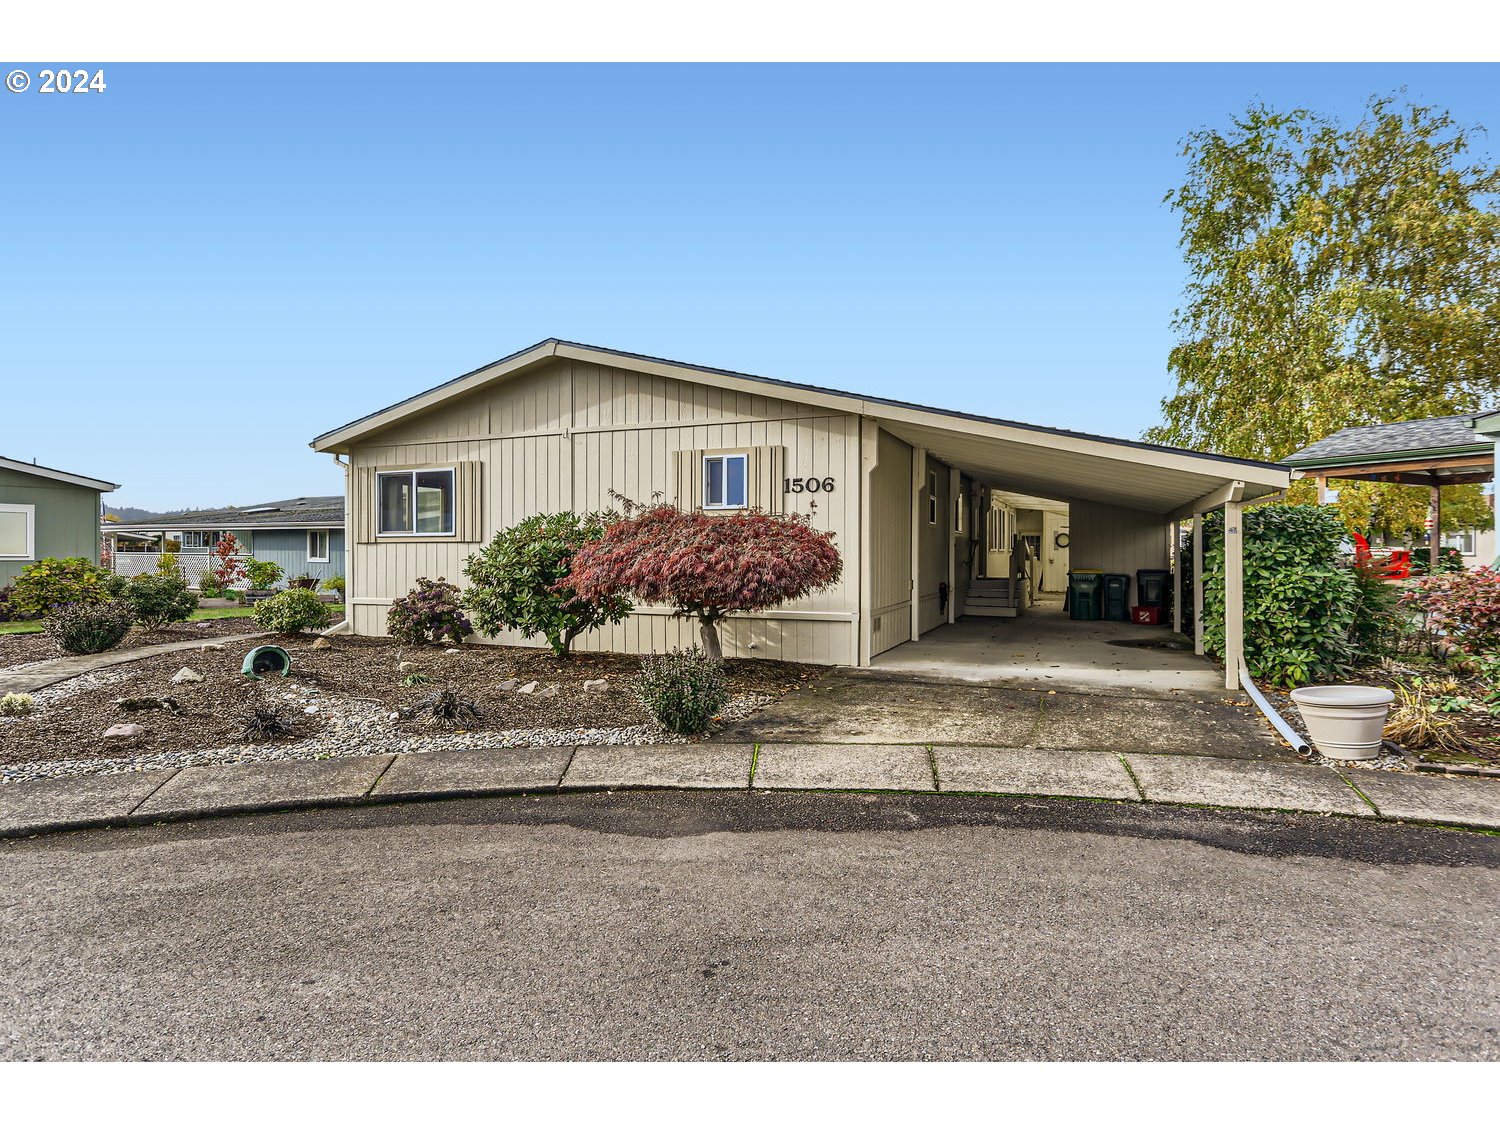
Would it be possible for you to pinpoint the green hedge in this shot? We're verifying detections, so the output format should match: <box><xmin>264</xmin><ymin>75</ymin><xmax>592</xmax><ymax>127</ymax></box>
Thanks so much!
<box><xmin>1185</xmin><ymin>504</ymin><xmax>1359</xmax><ymax>688</ymax></box>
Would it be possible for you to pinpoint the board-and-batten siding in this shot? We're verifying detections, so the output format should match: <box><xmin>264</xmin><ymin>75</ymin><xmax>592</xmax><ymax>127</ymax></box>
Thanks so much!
<box><xmin>345</xmin><ymin>357</ymin><xmax>861</xmax><ymax>665</ymax></box>
<box><xmin>917</xmin><ymin>453</ymin><xmax>951</xmax><ymax>635</ymax></box>
<box><xmin>1068</xmin><ymin>499</ymin><xmax>1169</xmax><ymax>608</ymax></box>
<box><xmin>868</xmin><ymin>429</ymin><xmax>912</xmax><ymax>656</ymax></box>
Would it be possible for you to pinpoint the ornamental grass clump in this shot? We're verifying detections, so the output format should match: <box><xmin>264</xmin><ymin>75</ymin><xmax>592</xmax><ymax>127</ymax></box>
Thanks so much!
<box><xmin>44</xmin><ymin>600</ymin><xmax>136</xmax><ymax>655</ymax></box>
<box><xmin>239</xmin><ymin>705</ymin><xmax>297</xmax><ymax>743</ymax></box>
<box><xmin>635</xmin><ymin>646</ymin><xmax>729</xmax><ymax>736</ymax></box>
<box><xmin>387</xmin><ymin>578</ymin><xmax>474</xmax><ymax>647</ymax></box>
<box><xmin>0</xmin><ymin>692</ymin><xmax>34</xmax><ymax>718</ymax></box>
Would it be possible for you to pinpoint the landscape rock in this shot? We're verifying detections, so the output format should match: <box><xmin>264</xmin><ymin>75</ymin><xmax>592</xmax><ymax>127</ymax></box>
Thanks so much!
<box><xmin>310</xmin><ymin>637</ymin><xmax>332</xmax><ymax>651</ymax></box>
<box><xmin>583</xmin><ymin>679</ymin><xmax>609</xmax><ymax>693</ymax></box>
<box><xmin>497</xmin><ymin>679</ymin><xmax>519</xmax><ymax>692</ymax></box>
<box><xmin>518</xmin><ymin>681</ymin><xmax>540</xmax><ymax>695</ymax></box>
<box><xmin>102</xmin><ymin>722</ymin><xmax>146</xmax><ymax>741</ymax></box>
<box><xmin>199</xmin><ymin>643</ymin><xmax>226</xmax><ymax>652</ymax></box>
<box><xmin>538</xmin><ymin>685</ymin><xmax>560</xmax><ymax>699</ymax></box>
<box><xmin>398</xmin><ymin>661</ymin><xmax>421</xmax><ymax>673</ymax></box>
<box><xmin>445</xmin><ymin>648</ymin><xmax>462</xmax><ymax>655</ymax></box>
<box><xmin>170</xmin><ymin>668</ymin><xmax>203</xmax><ymax>685</ymax></box>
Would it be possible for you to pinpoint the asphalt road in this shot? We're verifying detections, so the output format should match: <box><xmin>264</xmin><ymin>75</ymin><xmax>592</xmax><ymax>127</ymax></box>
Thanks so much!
<box><xmin>2</xmin><ymin>792</ymin><xmax>1497</xmax><ymax>1060</ymax></box>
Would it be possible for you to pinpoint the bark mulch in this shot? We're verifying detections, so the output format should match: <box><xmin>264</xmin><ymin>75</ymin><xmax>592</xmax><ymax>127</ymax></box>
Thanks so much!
<box><xmin>0</xmin><ymin>633</ymin><xmax>824</xmax><ymax>767</ymax></box>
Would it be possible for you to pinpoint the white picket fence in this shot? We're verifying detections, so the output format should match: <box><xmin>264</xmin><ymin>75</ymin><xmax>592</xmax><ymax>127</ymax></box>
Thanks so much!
<box><xmin>113</xmin><ymin>552</ymin><xmax>251</xmax><ymax>590</ymax></box>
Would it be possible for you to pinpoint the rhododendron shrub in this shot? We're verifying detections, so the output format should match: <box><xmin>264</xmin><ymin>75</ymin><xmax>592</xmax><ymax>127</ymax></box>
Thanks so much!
<box><xmin>568</xmin><ymin>501</ymin><xmax>842</xmax><ymax>661</ymax></box>
<box><xmin>1400</xmin><ymin>567</ymin><xmax>1500</xmax><ymax>656</ymax></box>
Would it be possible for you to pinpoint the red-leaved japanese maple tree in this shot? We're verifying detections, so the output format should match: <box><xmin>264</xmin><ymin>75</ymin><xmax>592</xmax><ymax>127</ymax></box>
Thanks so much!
<box><xmin>567</xmin><ymin>500</ymin><xmax>842</xmax><ymax>661</ymax></box>
<box><xmin>210</xmin><ymin>532</ymin><xmax>248</xmax><ymax>591</ymax></box>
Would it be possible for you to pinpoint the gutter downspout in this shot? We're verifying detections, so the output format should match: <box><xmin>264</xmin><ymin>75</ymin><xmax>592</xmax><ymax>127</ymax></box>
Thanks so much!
<box><xmin>1240</xmin><ymin>669</ymin><xmax>1311</xmax><ymax>757</ymax></box>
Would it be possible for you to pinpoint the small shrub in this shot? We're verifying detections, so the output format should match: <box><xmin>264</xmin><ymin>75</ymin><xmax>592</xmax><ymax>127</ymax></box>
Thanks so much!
<box><xmin>1400</xmin><ymin>566</ymin><xmax>1500</xmax><ymax>657</ymax></box>
<box><xmin>154</xmin><ymin>551</ymin><xmax>183</xmax><ymax>579</ymax></box>
<box><xmin>197</xmin><ymin>573</ymin><xmax>223</xmax><ymax>598</ymax></box>
<box><xmin>239</xmin><ymin>705</ymin><xmax>296</xmax><ymax>743</ymax></box>
<box><xmin>635</xmin><ymin>646</ymin><xmax>729</xmax><ymax>735</ymax></box>
<box><xmin>0</xmin><ymin>583</ymin><xmax>24</xmax><ymax>623</ymax></box>
<box><xmin>245</xmin><ymin>559</ymin><xmax>285</xmax><ymax>590</ymax></box>
<box><xmin>123</xmin><ymin>573</ymin><xmax>197</xmax><ymax>630</ymax></box>
<box><xmin>1409</xmin><ymin>546</ymin><xmax>1466</xmax><ymax>577</ymax></box>
<box><xmin>321</xmin><ymin>575</ymin><xmax>345</xmax><ymax>601</ymax></box>
<box><xmin>252</xmin><ymin>587</ymin><xmax>333</xmax><ymax>634</ymax></box>
<box><xmin>210</xmin><ymin>533</ymin><xmax>247</xmax><ymax>591</ymax></box>
<box><xmin>1349</xmin><ymin>557</ymin><xmax>1406</xmax><ymax>661</ymax></box>
<box><xmin>387</xmin><ymin>578</ymin><xmax>474</xmax><ymax>646</ymax></box>
<box><xmin>401</xmin><ymin>671</ymin><xmax>431</xmax><ymax>687</ymax></box>
<box><xmin>0</xmin><ymin>692</ymin><xmax>34</xmax><ymax>718</ymax></box>
<box><xmin>44</xmin><ymin>600</ymin><xmax>135</xmax><ymax>655</ymax></box>
<box><xmin>463</xmin><ymin>511</ymin><xmax>632</xmax><ymax>656</ymax></box>
<box><xmin>11</xmin><ymin>557</ymin><xmax>127</xmax><ymax>617</ymax></box>
<box><xmin>415</xmin><ymin>688</ymin><xmax>481</xmax><ymax>730</ymax></box>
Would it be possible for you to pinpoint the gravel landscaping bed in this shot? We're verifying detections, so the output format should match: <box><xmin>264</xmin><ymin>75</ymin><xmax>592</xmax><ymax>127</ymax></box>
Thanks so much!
<box><xmin>0</xmin><ymin>633</ymin><xmax>819</xmax><ymax>783</ymax></box>
<box><xmin>0</xmin><ymin>615</ymin><xmax>276</xmax><ymax>671</ymax></box>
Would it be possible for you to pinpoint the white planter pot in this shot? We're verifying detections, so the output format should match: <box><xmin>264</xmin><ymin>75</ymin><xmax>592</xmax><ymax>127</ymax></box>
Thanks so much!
<box><xmin>1288</xmin><ymin>685</ymin><xmax>1395</xmax><ymax>761</ymax></box>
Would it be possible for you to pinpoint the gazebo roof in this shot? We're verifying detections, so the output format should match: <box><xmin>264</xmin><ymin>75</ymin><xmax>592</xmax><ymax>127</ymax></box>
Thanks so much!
<box><xmin>1282</xmin><ymin>413</ymin><xmax>1495</xmax><ymax>487</ymax></box>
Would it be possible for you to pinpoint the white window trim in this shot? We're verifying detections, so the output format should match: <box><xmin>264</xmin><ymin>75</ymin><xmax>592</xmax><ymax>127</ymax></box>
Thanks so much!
<box><xmin>0</xmin><ymin>503</ymin><xmax>36</xmax><ymax>561</ymax></box>
<box><xmin>376</xmin><ymin>467</ymin><xmax>458</xmax><ymax>537</ymax></box>
<box><xmin>307</xmin><ymin>529</ymin><xmax>331</xmax><ymax>563</ymax></box>
<box><xmin>702</xmin><ymin>453</ymin><xmax>750</xmax><ymax>510</ymax></box>
<box><xmin>927</xmin><ymin>471</ymin><xmax>938</xmax><ymax>525</ymax></box>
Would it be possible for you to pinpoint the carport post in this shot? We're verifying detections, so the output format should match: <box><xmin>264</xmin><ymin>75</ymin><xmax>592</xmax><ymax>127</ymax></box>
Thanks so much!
<box><xmin>911</xmin><ymin>445</ymin><xmax>926</xmax><ymax>642</ymax></box>
<box><xmin>1170</xmin><ymin>520</ymin><xmax>1181</xmax><ymax>633</ymax></box>
<box><xmin>948</xmin><ymin>466</ymin><xmax>961</xmax><ymax>624</ymax></box>
<box><xmin>1192</xmin><ymin>512</ymin><xmax>1204</xmax><ymax>655</ymax></box>
<box><xmin>1223</xmin><ymin>499</ymin><xmax>1244</xmax><ymax>691</ymax></box>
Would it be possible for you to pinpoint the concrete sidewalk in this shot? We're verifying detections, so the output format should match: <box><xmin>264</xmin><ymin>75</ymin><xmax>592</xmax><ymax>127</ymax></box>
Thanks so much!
<box><xmin>3</xmin><ymin>742</ymin><xmax>1498</xmax><ymax>838</ymax></box>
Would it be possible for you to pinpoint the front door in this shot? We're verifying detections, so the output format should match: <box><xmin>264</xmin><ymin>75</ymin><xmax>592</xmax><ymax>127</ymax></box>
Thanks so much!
<box><xmin>985</xmin><ymin>497</ymin><xmax>1012</xmax><ymax>580</ymax></box>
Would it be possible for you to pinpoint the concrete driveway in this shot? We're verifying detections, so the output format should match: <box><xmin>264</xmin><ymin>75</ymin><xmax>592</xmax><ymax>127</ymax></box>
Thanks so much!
<box><xmin>713</xmin><ymin>668</ymin><xmax>1282</xmax><ymax>758</ymax></box>
<box><xmin>2</xmin><ymin>793</ymin><xmax>1495</xmax><ymax>1060</ymax></box>
<box><xmin>870</xmin><ymin>612</ymin><xmax>1226</xmax><ymax>696</ymax></box>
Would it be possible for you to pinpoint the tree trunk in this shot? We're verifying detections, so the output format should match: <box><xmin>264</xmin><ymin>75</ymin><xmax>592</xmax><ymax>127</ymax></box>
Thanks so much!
<box><xmin>699</xmin><ymin>619</ymin><xmax>724</xmax><ymax>662</ymax></box>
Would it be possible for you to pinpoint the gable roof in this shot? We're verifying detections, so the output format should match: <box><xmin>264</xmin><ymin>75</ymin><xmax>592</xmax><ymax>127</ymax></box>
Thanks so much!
<box><xmin>1283</xmin><ymin>414</ymin><xmax>1493</xmax><ymax>468</ymax></box>
<box><xmin>108</xmin><ymin>496</ymin><xmax>343</xmax><ymax>531</ymax></box>
<box><xmin>0</xmin><ymin>455</ymin><xmax>117</xmax><ymax>492</ymax></box>
<box><xmin>309</xmin><ymin>339</ymin><xmax>1290</xmax><ymax>516</ymax></box>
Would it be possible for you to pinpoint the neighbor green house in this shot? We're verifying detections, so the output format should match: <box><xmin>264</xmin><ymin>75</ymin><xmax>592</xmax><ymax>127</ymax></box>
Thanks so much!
<box><xmin>0</xmin><ymin>456</ymin><xmax>119</xmax><ymax>585</ymax></box>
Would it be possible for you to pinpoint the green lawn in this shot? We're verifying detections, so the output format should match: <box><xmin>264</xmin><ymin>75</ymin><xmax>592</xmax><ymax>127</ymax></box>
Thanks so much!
<box><xmin>0</xmin><ymin>605</ymin><xmax>257</xmax><ymax>635</ymax></box>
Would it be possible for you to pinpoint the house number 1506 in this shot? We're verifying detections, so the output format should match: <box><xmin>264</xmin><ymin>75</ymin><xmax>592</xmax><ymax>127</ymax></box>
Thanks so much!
<box><xmin>785</xmin><ymin>476</ymin><xmax>836</xmax><ymax>494</ymax></box>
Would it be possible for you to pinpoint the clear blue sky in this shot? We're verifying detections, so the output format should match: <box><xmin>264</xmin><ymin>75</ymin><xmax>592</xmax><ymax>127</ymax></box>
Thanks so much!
<box><xmin>2</xmin><ymin>63</ymin><xmax>1495</xmax><ymax>511</ymax></box>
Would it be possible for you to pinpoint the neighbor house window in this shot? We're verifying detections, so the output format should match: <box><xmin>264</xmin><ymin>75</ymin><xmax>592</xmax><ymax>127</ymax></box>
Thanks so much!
<box><xmin>178</xmin><ymin>530</ymin><xmax>225</xmax><ymax>551</ymax></box>
<box><xmin>307</xmin><ymin>529</ymin><xmax>331</xmax><ymax>562</ymax></box>
<box><xmin>703</xmin><ymin>453</ymin><xmax>748</xmax><ymax>509</ymax></box>
<box><xmin>1443</xmin><ymin>530</ymin><xmax>1477</xmax><ymax>556</ymax></box>
<box><xmin>377</xmin><ymin>468</ymin><xmax>456</xmax><ymax>536</ymax></box>
<box><xmin>0</xmin><ymin>503</ymin><xmax>35</xmax><ymax>561</ymax></box>
<box><xmin>928</xmin><ymin>471</ymin><xmax>938</xmax><ymax>524</ymax></box>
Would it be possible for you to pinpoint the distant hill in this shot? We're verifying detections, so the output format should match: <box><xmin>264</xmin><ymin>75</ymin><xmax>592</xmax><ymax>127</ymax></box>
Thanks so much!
<box><xmin>105</xmin><ymin>505</ymin><xmax>174</xmax><ymax>522</ymax></box>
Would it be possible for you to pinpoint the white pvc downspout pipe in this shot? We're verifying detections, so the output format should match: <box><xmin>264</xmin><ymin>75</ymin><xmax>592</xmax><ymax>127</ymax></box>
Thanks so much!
<box><xmin>1240</xmin><ymin>668</ymin><xmax>1311</xmax><ymax>757</ymax></box>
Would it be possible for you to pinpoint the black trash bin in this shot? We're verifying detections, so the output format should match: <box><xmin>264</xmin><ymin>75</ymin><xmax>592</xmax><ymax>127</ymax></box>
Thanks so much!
<box><xmin>1101</xmin><ymin>573</ymin><xmax>1131</xmax><ymax>622</ymax></box>
<box><xmin>1136</xmin><ymin>568</ymin><xmax>1171</xmax><ymax>609</ymax></box>
<box><xmin>1068</xmin><ymin>570</ymin><xmax>1102</xmax><ymax>621</ymax></box>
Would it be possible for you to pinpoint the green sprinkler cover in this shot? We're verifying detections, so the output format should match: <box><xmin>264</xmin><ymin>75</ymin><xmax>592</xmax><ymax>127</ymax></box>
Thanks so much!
<box><xmin>241</xmin><ymin>645</ymin><xmax>292</xmax><ymax>680</ymax></box>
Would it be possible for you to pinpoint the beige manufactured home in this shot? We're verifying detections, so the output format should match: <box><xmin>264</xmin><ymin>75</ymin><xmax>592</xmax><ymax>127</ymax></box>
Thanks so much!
<box><xmin>311</xmin><ymin>340</ymin><xmax>1289</xmax><ymax>687</ymax></box>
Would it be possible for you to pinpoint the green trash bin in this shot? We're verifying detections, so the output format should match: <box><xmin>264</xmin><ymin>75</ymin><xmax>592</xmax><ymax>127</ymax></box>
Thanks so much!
<box><xmin>1102</xmin><ymin>573</ymin><xmax>1131</xmax><ymax>622</ymax></box>
<box><xmin>1068</xmin><ymin>570</ymin><xmax>1102</xmax><ymax>621</ymax></box>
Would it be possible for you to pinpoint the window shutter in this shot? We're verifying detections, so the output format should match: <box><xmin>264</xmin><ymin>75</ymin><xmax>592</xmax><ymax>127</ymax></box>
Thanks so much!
<box><xmin>354</xmin><ymin>466</ymin><xmax>377</xmax><ymax>544</ymax></box>
<box><xmin>457</xmin><ymin>461</ymin><xmax>482</xmax><ymax>542</ymax></box>
<box><xmin>674</xmin><ymin>449</ymin><xmax>702</xmax><ymax>509</ymax></box>
<box><xmin>746</xmin><ymin>446</ymin><xmax>785</xmax><ymax>513</ymax></box>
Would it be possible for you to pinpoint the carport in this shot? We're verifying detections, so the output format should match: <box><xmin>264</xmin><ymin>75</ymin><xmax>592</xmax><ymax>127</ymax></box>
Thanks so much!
<box><xmin>857</xmin><ymin>404</ymin><xmax>1291</xmax><ymax>689</ymax></box>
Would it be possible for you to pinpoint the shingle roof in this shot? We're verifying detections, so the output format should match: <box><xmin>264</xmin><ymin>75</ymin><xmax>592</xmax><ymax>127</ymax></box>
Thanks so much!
<box><xmin>1283</xmin><ymin>414</ymin><xmax>1493</xmax><ymax>466</ymax></box>
<box><xmin>111</xmin><ymin>496</ymin><xmax>343</xmax><ymax>529</ymax></box>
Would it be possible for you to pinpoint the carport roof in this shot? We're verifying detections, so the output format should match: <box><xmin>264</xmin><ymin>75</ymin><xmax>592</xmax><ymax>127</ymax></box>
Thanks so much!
<box><xmin>311</xmin><ymin>338</ymin><xmax>1290</xmax><ymax>515</ymax></box>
